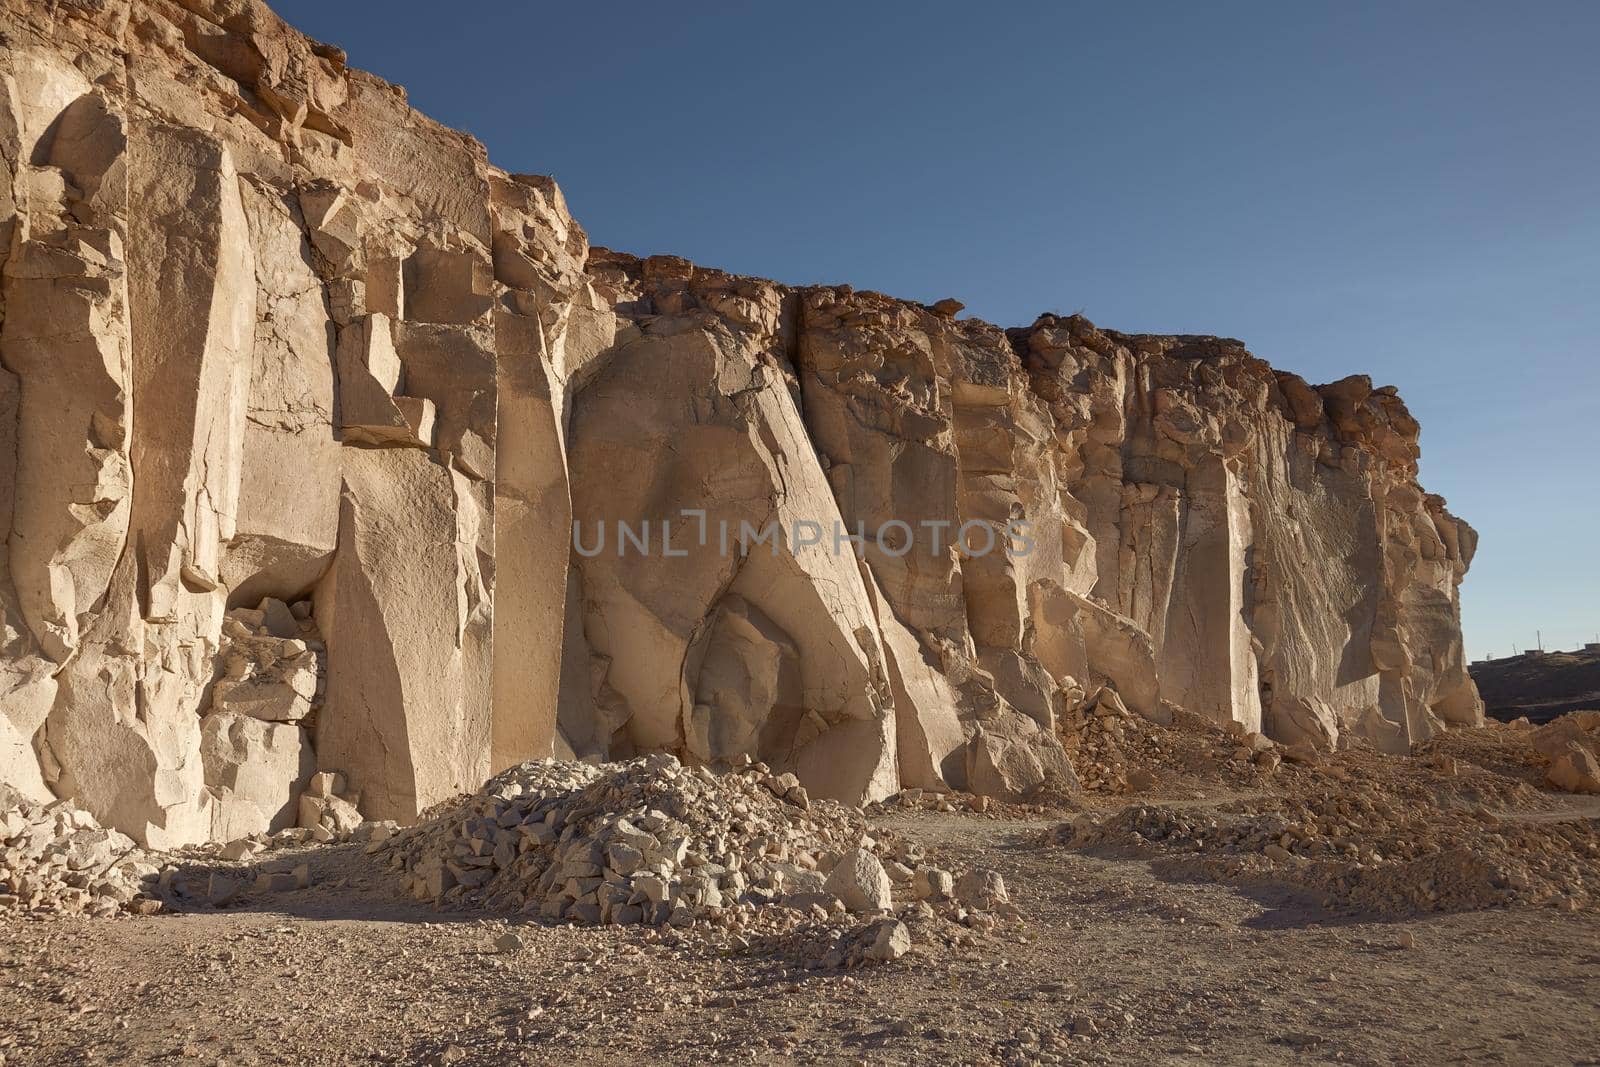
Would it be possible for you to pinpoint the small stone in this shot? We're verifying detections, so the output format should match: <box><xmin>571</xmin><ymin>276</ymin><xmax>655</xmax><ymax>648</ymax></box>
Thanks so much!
<box><xmin>220</xmin><ymin>839</ymin><xmax>258</xmax><ymax>862</ymax></box>
<box><xmin>207</xmin><ymin>874</ymin><xmax>239</xmax><ymax>906</ymax></box>
<box><xmin>912</xmin><ymin>866</ymin><xmax>954</xmax><ymax>901</ymax></box>
<box><xmin>254</xmin><ymin>871</ymin><xmax>299</xmax><ymax>893</ymax></box>
<box><xmin>862</xmin><ymin>919</ymin><xmax>911</xmax><ymax>962</ymax></box>
<box><xmin>954</xmin><ymin>868</ymin><xmax>1007</xmax><ymax>908</ymax></box>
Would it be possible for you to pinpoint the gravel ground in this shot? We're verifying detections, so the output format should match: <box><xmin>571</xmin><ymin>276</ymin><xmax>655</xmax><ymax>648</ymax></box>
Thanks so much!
<box><xmin>3</xmin><ymin>803</ymin><xmax>1598</xmax><ymax>1066</ymax></box>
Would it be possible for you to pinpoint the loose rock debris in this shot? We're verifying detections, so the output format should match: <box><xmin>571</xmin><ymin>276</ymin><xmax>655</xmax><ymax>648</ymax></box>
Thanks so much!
<box><xmin>377</xmin><ymin>755</ymin><xmax>1018</xmax><ymax>967</ymax></box>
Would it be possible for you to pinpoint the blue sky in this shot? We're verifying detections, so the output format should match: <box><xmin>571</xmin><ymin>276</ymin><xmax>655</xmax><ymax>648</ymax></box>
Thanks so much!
<box><xmin>274</xmin><ymin>1</ymin><xmax>1599</xmax><ymax>659</ymax></box>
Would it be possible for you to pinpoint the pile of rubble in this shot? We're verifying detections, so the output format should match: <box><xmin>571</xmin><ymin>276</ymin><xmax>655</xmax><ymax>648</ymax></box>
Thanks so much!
<box><xmin>1416</xmin><ymin>713</ymin><xmax>1600</xmax><ymax>796</ymax></box>
<box><xmin>0</xmin><ymin>768</ymin><xmax>376</xmax><ymax>919</ymax></box>
<box><xmin>1050</xmin><ymin>736</ymin><xmax>1599</xmax><ymax>915</ymax></box>
<box><xmin>200</xmin><ymin>597</ymin><xmax>333</xmax><ymax>843</ymax></box>
<box><xmin>0</xmin><ymin>787</ymin><xmax>163</xmax><ymax>918</ymax></box>
<box><xmin>378</xmin><ymin>755</ymin><xmax>1017</xmax><ymax>961</ymax></box>
<box><xmin>1059</xmin><ymin>687</ymin><xmax>1293</xmax><ymax>795</ymax></box>
<box><xmin>871</xmin><ymin>787</ymin><xmax>998</xmax><ymax>816</ymax></box>
<box><xmin>1059</xmin><ymin>687</ymin><xmax>1169</xmax><ymax>793</ymax></box>
<box><xmin>211</xmin><ymin>598</ymin><xmax>327</xmax><ymax>725</ymax></box>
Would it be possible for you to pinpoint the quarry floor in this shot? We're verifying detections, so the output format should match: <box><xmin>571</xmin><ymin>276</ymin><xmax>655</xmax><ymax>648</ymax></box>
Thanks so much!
<box><xmin>3</xmin><ymin>807</ymin><xmax>1598</xmax><ymax>1066</ymax></box>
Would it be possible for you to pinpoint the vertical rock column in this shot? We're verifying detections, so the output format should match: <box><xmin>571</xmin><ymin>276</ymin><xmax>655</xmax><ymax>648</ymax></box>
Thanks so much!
<box><xmin>1151</xmin><ymin>456</ymin><xmax>1263</xmax><ymax>731</ymax></box>
<box><xmin>0</xmin><ymin>52</ymin><xmax>134</xmax><ymax>802</ymax></box>
<box><xmin>488</xmin><ymin>305</ymin><xmax>566</xmax><ymax>770</ymax></box>
<box><xmin>487</xmin><ymin>172</ymin><xmax>609</xmax><ymax>772</ymax></box>
<box><xmin>45</xmin><ymin>116</ymin><xmax>255</xmax><ymax>847</ymax></box>
<box><xmin>315</xmin><ymin>295</ymin><xmax>499</xmax><ymax>818</ymax></box>
<box><xmin>309</xmin><ymin>76</ymin><xmax>501</xmax><ymax>820</ymax></box>
<box><xmin>125</xmin><ymin>123</ymin><xmax>255</xmax><ymax>619</ymax></box>
<box><xmin>320</xmin><ymin>447</ymin><xmax>490</xmax><ymax>819</ymax></box>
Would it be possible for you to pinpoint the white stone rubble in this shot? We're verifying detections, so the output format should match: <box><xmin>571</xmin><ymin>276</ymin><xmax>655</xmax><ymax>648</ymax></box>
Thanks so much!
<box><xmin>0</xmin><ymin>786</ymin><xmax>162</xmax><ymax>917</ymax></box>
<box><xmin>378</xmin><ymin>754</ymin><xmax>1014</xmax><ymax>962</ymax></box>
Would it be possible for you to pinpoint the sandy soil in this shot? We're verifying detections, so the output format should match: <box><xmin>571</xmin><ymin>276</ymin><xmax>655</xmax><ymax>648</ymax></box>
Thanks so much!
<box><xmin>4</xmin><ymin>797</ymin><xmax>1598</xmax><ymax>1066</ymax></box>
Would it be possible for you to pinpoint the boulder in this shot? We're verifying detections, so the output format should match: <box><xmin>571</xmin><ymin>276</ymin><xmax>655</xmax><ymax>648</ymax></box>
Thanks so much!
<box><xmin>822</xmin><ymin>848</ymin><xmax>894</xmax><ymax>914</ymax></box>
<box><xmin>912</xmin><ymin>866</ymin><xmax>954</xmax><ymax>901</ymax></box>
<box><xmin>1546</xmin><ymin>742</ymin><xmax>1600</xmax><ymax>795</ymax></box>
<box><xmin>966</xmin><ymin>715</ymin><xmax>1077</xmax><ymax>800</ymax></box>
<box><xmin>954</xmin><ymin>868</ymin><xmax>1008</xmax><ymax>909</ymax></box>
<box><xmin>201</xmin><ymin>712</ymin><xmax>314</xmax><ymax>840</ymax></box>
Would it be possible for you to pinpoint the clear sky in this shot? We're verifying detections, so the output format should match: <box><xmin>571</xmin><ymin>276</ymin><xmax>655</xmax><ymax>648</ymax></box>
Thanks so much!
<box><xmin>274</xmin><ymin>1</ymin><xmax>1599</xmax><ymax>660</ymax></box>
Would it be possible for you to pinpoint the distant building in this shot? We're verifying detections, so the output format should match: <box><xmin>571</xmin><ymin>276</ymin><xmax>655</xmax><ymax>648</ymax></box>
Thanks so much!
<box><xmin>1586</xmin><ymin>642</ymin><xmax>1600</xmax><ymax>653</ymax></box>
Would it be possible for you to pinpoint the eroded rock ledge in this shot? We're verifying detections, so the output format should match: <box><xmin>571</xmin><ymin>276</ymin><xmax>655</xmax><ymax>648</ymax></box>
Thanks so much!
<box><xmin>0</xmin><ymin>0</ymin><xmax>1480</xmax><ymax>845</ymax></box>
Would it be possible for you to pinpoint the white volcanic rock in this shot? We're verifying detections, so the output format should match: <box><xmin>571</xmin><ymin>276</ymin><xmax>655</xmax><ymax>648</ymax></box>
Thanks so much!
<box><xmin>823</xmin><ymin>848</ymin><xmax>894</xmax><ymax>914</ymax></box>
<box><xmin>1533</xmin><ymin>715</ymin><xmax>1600</xmax><ymax>794</ymax></box>
<box><xmin>0</xmin><ymin>786</ymin><xmax>161</xmax><ymax>917</ymax></box>
<box><xmin>0</xmin><ymin>0</ymin><xmax>1482</xmax><ymax>841</ymax></box>
<box><xmin>563</xmin><ymin>259</ymin><xmax>898</xmax><ymax>804</ymax></box>
<box><xmin>201</xmin><ymin>711</ymin><xmax>314</xmax><ymax>840</ymax></box>
<box><xmin>316</xmin><ymin>446</ymin><xmax>492</xmax><ymax>822</ymax></box>
<box><xmin>380</xmin><ymin>754</ymin><xmax>1005</xmax><ymax>938</ymax></box>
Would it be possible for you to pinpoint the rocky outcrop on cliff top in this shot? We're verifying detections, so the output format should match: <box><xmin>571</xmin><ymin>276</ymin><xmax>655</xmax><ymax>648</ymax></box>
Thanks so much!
<box><xmin>0</xmin><ymin>0</ymin><xmax>1481</xmax><ymax>847</ymax></box>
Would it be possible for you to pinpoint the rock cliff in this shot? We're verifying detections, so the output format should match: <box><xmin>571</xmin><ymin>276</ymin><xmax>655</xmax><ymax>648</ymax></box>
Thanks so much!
<box><xmin>0</xmin><ymin>0</ymin><xmax>1481</xmax><ymax>845</ymax></box>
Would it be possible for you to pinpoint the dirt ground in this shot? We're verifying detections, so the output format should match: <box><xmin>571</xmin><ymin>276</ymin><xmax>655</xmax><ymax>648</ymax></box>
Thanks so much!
<box><xmin>4</xmin><ymin>799</ymin><xmax>1599</xmax><ymax>1065</ymax></box>
<box><xmin>6</xmin><ymin>712</ymin><xmax>1600</xmax><ymax>1066</ymax></box>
